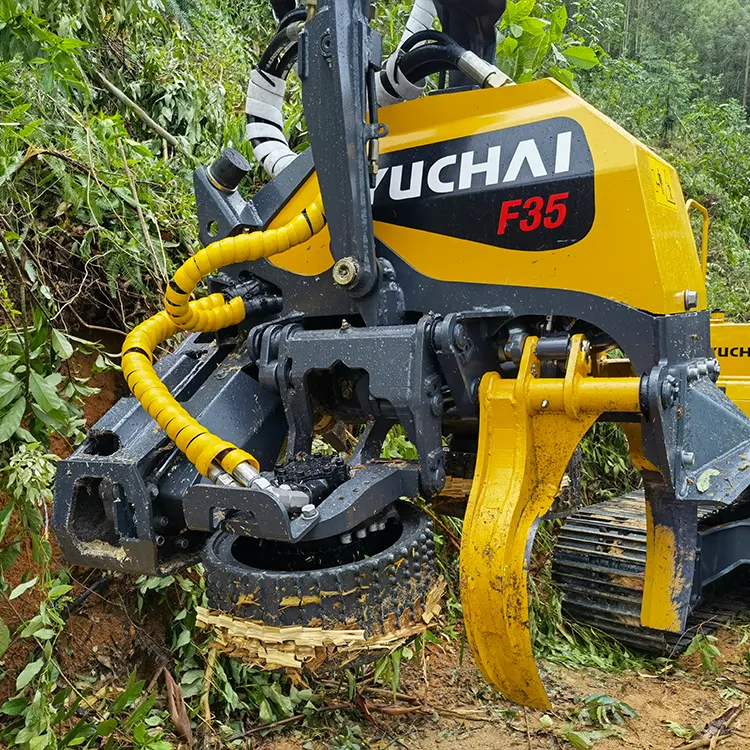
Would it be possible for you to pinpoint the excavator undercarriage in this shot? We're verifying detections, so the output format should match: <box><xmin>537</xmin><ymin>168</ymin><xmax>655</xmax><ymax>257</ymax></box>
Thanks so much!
<box><xmin>52</xmin><ymin>0</ymin><xmax>750</xmax><ymax>710</ymax></box>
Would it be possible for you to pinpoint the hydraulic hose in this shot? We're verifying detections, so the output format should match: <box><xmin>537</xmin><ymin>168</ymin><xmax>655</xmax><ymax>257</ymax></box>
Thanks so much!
<box><xmin>122</xmin><ymin>194</ymin><xmax>326</xmax><ymax>481</ymax></box>
<box><xmin>122</xmin><ymin>296</ymin><xmax>258</xmax><ymax>478</ymax></box>
<box><xmin>164</xmin><ymin>195</ymin><xmax>325</xmax><ymax>332</ymax></box>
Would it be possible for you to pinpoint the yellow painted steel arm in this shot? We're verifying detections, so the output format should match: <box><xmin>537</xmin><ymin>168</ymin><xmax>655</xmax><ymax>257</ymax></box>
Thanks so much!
<box><xmin>460</xmin><ymin>336</ymin><xmax>641</xmax><ymax>709</ymax></box>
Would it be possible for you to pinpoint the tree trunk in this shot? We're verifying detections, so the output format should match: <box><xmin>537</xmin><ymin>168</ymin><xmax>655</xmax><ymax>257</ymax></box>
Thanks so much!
<box><xmin>744</xmin><ymin>44</ymin><xmax>749</xmax><ymax>111</ymax></box>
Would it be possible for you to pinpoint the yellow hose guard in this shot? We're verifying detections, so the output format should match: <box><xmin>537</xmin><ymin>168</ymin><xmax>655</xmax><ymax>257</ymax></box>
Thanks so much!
<box><xmin>122</xmin><ymin>195</ymin><xmax>326</xmax><ymax>479</ymax></box>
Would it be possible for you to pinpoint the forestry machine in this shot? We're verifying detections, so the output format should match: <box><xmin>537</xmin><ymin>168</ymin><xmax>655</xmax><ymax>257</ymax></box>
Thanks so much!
<box><xmin>53</xmin><ymin>0</ymin><xmax>750</xmax><ymax>709</ymax></box>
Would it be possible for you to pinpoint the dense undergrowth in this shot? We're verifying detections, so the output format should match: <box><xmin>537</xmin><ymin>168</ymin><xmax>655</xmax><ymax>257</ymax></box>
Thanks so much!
<box><xmin>0</xmin><ymin>0</ymin><xmax>749</xmax><ymax>746</ymax></box>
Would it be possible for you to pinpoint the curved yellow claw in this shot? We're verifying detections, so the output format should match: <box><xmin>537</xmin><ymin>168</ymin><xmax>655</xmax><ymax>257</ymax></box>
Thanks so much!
<box><xmin>461</xmin><ymin>336</ymin><xmax>641</xmax><ymax>709</ymax></box>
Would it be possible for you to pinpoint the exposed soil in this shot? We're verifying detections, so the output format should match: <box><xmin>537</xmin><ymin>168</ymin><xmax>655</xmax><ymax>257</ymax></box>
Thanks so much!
<box><xmin>49</xmin><ymin>346</ymin><xmax>127</xmax><ymax>459</ymax></box>
<box><xmin>4</xmin><ymin>347</ymin><xmax>750</xmax><ymax>750</ymax></box>
<box><xmin>0</xmin><ymin>350</ymin><xmax>129</xmax><ymax>702</ymax></box>
<box><xmin>255</xmin><ymin>625</ymin><xmax>750</xmax><ymax>750</ymax></box>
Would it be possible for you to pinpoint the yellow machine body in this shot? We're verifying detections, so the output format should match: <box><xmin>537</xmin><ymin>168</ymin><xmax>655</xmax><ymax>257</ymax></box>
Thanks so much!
<box><xmin>711</xmin><ymin>312</ymin><xmax>750</xmax><ymax>416</ymax></box>
<box><xmin>261</xmin><ymin>78</ymin><xmax>720</xmax><ymax>709</ymax></box>
<box><xmin>270</xmin><ymin>78</ymin><xmax>705</xmax><ymax>317</ymax></box>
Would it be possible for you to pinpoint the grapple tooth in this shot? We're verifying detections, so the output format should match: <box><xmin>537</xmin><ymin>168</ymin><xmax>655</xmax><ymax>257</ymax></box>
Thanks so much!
<box><xmin>461</xmin><ymin>335</ymin><xmax>642</xmax><ymax>709</ymax></box>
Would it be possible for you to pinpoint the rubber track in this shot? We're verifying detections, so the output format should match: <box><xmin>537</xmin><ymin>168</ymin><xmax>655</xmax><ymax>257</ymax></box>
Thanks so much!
<box><xmin>552</xmin><ymin>491</ymin><xmax>750</xmax><ymax>656</ymax></box>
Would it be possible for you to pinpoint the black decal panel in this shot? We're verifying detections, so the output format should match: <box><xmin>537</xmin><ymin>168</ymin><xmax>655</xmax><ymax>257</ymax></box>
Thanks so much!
<box><xmin>373</xmin><ymin>117</ymin><xmax>595</xmax><ymax>251</ymax></box>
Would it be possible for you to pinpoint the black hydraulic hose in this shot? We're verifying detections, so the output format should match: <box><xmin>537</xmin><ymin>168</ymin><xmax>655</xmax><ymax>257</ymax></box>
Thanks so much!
<box><xmin>395</xmin><ymin>29</ymin><xmax>466</xmax><ymax>85</ymax></box>
<box><xmin>248</xmin><ymin>9</ymin><xmax>305</xmax><ymax>155</ymax></box>
<box><xmin>398</xmin><ymin>44</ymin><xmax>465</xmax><ymax>85</ymax></box>
<box><xmin>273</xmin><ymin>44</ymin><xmax>299</xmax><ymax>80</ymax></box>
<box><xmin>257</xmin><ymin>7</ymin><xmax>306</xmax><ymax>74</ymax></box>
<box><xmin>400</xmin><ymin>29</ymin><xmax>462</xmax><ymax>54</ymax></box>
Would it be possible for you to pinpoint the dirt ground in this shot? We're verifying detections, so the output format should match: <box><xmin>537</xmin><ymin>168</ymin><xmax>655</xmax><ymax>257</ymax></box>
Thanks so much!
<box><xmin>5</xmin><ymin>350</ymin><xmax>750</xmax><ymax>748</ymax></box>
<box><xmin>253</xmin><ymin>625</ymin><xmax>750</xmax><ymax>750</ymax></box>
<box><xmin>0</xmin><ymin>351</ymin><xmax>129</xmax><ymax>703</ymax></box>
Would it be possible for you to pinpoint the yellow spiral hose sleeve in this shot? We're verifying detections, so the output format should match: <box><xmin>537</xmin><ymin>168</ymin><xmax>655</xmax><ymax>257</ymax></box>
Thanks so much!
<box><xmin>122</xmin><ymin>296</ymin><xmax>259</xmax><ymax>478</ymax></box>
<box><xmin>164</xmin><ymin>197</ymin><xmax>325</xmax><ymax>332</ymax></box>
<box><xmin>122</xmin><ymin>194</ymin><xmax>326</xmax><ymax>480</ymax></box>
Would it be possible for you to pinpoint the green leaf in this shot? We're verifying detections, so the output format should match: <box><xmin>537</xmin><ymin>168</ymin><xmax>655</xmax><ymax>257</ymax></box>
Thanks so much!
<box><xmin>29</xmin><ymin>732</ymin><xmax>50</xmax><ymax>750</ymax></box>
<box><xmin>29</xmin><ymin>370</ymin><xmax>65</xmax><ymax>415</ymax></box>
<box><xmin>519</xmin><ymin>17</ymin><xmax>548</xmax><ymax>35</ymax></box>
<box><xmin>48</xmin><ymin>584</ymin><xmax>74</xmax><ymax>600</ymax></box>
<box><xmin>562</xmin><ymin>46</ymin><xmax>600</xmax><ymax>70</ymax></box>
<box><xmin>33</xmin><ymin>628</ymin><xmax>56</xmax><ymax>640</ymax></box>
<box><xmin>0</xmin><ymin>355</ymin><xmax>20</xmax><ymax>374</ymax></box>
<box><xmin>16</xmin><ymin>658</ymin><xmax>44</xmax><ymax>690</ymax></box>
<box><xmin>549</xmin><ymin>66</ymin><xmax>576</xmax><ymax>90</ymax></box>
<box><xmin>10</xmin><ymin>576</ymin><xmax>38</xmax><ymax>600</ymax></box>
<box><xmin>267</xmin><ymin>683</ymin><xmax>294</xmax><ymax>718</ymax></box>
<box><xmin>391</xmin><ymin>650</ymin><xmax>402</xmax><ymax>698</ymax></box>
<box><xmin>30</xmin><ymin>403</ymin><xmax>67</xmax><ymax>431</ymax></box>
<box><xmin>0</xmin><ymin>617</ymin><xmax>9</xmax><ymax>657</ymax></box>
<box><xmin>21</xmin><ymin>615</ymin><xmax>47</xmax><ymax>638</ymax></box>
<box><xmin>1</xmin><ymin>697</ymin><xmax>29</xmax><ymax>716</ymax></box>
<box><xmin>175</xmin><ymin>629</ymin><xmax>192</xmax><ymax>649</ymax></box>
<box><xmin>0</xmin><ymin>397</ymin><xmax>25</xmax><ymax>444</ymax></box>
<box><xmin>550</xmin><ymin>5</ymin><xmax>567</xmax><ymax>41</ymax></box>
<box><xmin>96</xmin><ymin>718</ymin><xmax>118</xmax><ymax>736</ymax></box>
<box><xmin>0</xmin><ymin>503</ymin><xmax>14</xmax><ymax>544</ymax></box>
<box><xmin>665</xmin><ymin>721</ymin><xmax>695</xmax><ymax>740</ymax></box>
<box><xmin>181</xmin><ymin>669</ymin><xmax>205</xmax><ymax>686</ymax></box>
<box><xmin>51</xmin><ymin>329</ymin><xmax>74</xmax><ymax>360</ymax></box>
<box><xmin>697</xmin><ymin>468</ymin><xmax>720</xmax><ymax>493</ymax></box>
<box><xmin>0</xmin><ymin>373</ymin><xmax>22</xmax><ymax>411</ymax></box>
<box><xmin>0</xmin><ymin>541</ymin><xmax>21</xmax><ymax>571</ymax></box>
<box><xmin>14</xmin><ymin>425</ymin><xmax>36</xmax><ymax>443</ymax></box>
<box><xmin>564</xmin><ymin>730</ymin><xmax>593</xmax><ymax>750</ymax></box>
<box><xmin>259</xmin><ymin>698</ymin><xmax>275</xmax><ymax>724</ymax></box>
<box><xmin>110</xmin><ymin>672</ymin><xmax>145</xmax><ymax>715</ymax></box>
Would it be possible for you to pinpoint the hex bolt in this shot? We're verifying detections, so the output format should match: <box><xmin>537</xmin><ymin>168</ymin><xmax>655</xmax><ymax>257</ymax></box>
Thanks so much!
<box><xmin>687</xmin><ymin>365</ymin><xmax>700</xmax><ymax>382</ymax></box>
<box><xmin>340</xmin><ymin>533</ymin><xmax>353</xmax><ymax>545</ymax></box>
<box><xmin>681</xmin><ymin>450</ymin><xmax>696</xmax><ymax>467</ymax></box>
<box><xmin>368</xmin><ymin>522</ymin><xmax>379</xmax><ymax>534</ymax></box>
<box><xmin>155</xmin><ymin>515</ymin><xmax>170</xmax><ymax>529</ymax></box>
<box><xmin>148</xmin><ymin>484</ymin><xmax>160</xmax><ymax>499</ymax></box>
<box><xmin>155</xmin><ymin>535</ymin><xmax>165</xmax><ymax>547</ymax></box>
<box><xmin>175</xmin><ymin>537</ymin><xmax>189</xmax><ymax>550</ymax></box>
<box><xmin>355</xmin><ymin>528</ymin><xmax>368</xmax><ymax>539</ymax></box>
<box><xmin>430</xmin><ymin>393</ymin><xmax>444</xmax><ymax>417</ymax></box>
<box><xmin>301</xmin><ymin>504</ymin><xmax>319</xmax><ymax>521</ymax></box>
<box><xmin>684</xmin><ymin>290</ymin><xmax>699</xmax><ymax>310</ymax></box>
<box><xmin>452</xmin><ymin>324</ymin><xmax>469</xmax><ymax>351</ymax></box>
<box><xmin>332</xmin><ymin>257</ymin><xmax>359</xmax><ymax>288</ymax></box>
<box><xmin>660</xmin><ymin>375</ymin><xmax>679</xmax><ymax>408</ymax></box>
<box><xmin>377</xmin><ymin>521</ymin><xmax>387</xmax><ymax>531</ymax></box>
